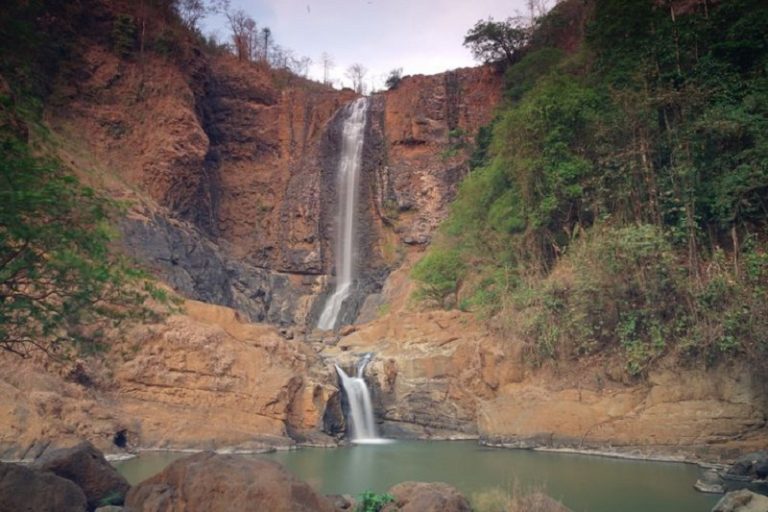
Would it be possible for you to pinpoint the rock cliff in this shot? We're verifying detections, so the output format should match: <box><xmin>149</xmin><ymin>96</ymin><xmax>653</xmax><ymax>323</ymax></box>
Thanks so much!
<box><xmin>48</xmin><ymin>32</ymin><xmax>502</xmax><ymax>327</ymax></box>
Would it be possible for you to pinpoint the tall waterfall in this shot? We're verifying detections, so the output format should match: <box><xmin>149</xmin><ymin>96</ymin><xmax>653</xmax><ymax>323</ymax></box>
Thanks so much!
<box><xmin>335</xmin><ymin>353</ymin><xmax>388</xmax><ymax>444</ymax></box>
<box><xmin>317</xmin><ymin>97</ymin><xmax>369</xmax><ymax>331</ymax></box>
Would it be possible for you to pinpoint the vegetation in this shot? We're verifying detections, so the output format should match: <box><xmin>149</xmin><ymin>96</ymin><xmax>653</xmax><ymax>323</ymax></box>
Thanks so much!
<box><xmin>385</xmin><ymin>68</ymin><xmax>404</xmax><ymax>90</ymax></box>
<box><xmin>463</xmin><ymin>17</ymin><xmax>530</xmax><ymax>66</ymax></box>
<box><xmin>355</xmin><ymin>491</ymin><xmax>394</xmax><ymax>512</ymax></box>
<box><xmin>0</xmin><ymin>111</ymin><xmax>171</xmax><ymax>358</ymax></box>
<box><xmin>415</xmin><ymin>0</ymin><xmax>768</xmax><ymax>376</ymax></box>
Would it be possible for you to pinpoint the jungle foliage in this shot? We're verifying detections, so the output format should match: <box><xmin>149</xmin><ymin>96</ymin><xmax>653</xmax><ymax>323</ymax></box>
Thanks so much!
<box><xmin>414</xmin><ymin>0</ymin><xmax>768</xmax><ymax>375</ymax></box>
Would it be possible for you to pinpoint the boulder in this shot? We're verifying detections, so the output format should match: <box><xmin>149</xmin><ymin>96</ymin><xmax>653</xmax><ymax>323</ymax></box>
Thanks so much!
<box><xmin>125</xmin><ymin>452</ymin><xmax>336</xmax><ymax>512</ymax></box>
<box><xmin>35</xmin><ymin>441</ymin><xmax>130</xmax><ymax>510</ymax></box>
<box><xmin>712</xmin><ymin>489</ymin><xmax>768</xmax><ymax>512</ymax></box>
<box><xmin>0</xmin><ymin>461</ymin><xmax>88</xmax><ymax>512</ymax></box>
<box><xmin>384</xmin><ymin>481</ymin><xmax>471</xmax><ymax>512</ymax></box>
<box><xmin>726</xmin><ymin>452</ymin><xmax>768</xmax><ymax>482</ymax></box>
<box><xmin>696</xmin><ymin>469</ymin><xmax>726</xmax><ymax>494</ymax></box>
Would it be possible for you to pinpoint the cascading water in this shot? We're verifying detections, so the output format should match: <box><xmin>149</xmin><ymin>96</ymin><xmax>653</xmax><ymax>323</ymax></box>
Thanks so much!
<box><xmin>334</xmin><ymin>353</ymin><xmax>389</xmax><ymax>444</ymax></box>
<box><xmin>317</xmin><ymin>97</ymin><xmax>369</xmax><ymax>331</ymax></box>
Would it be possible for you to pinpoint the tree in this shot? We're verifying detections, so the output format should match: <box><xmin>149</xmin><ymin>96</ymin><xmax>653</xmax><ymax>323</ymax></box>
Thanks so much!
<box><xmin>260</xmin><ymin>27</ymin><xmax>272</xmax><ymax>63</ymax></box>
<box><xmin>345</xmin><ymin>63</ymin><xmax>367</xmax><ymax>94</ymax></box>
<box><xmin>0</xmin><ymin>136</ymin><xmax>163</xmax><ymax>358</ymax></box>
<box><xmin>177</xmin><ymin>0</ymin><xmax>207</xmax><ymax>30</ymax></box>
<box><xmin>225</xmin><ymin>9</ymin><xmax>257</xmax><ymax>61</ymax></box>
<box><xmin>463</xmin><ymin>17</ymin><xmax>529</xmax><ymax>65</ymax></box>
<box><xmin>385</xmin><ymin>68</ymin><xmax>403</xmax><ymax>90</ymax></box>
<box><xmin>290</xmin><ymin>55</ymin><xmax>312</xmax><ymax>77</ymax></box>
<box><xmin>320</xmin><ymin>52</ymin><xmax>335</xmax><ymax>85</ymax></box>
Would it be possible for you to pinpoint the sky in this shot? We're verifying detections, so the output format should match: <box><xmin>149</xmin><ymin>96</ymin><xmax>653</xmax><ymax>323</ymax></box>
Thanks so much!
<box><xmin>200</xmin><ymin>0</ymin><xmax>533</xmax><ymax>90</ymax></box>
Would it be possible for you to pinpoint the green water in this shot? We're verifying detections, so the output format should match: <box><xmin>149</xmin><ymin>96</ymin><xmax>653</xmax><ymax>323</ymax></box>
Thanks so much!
<box><xmin>114</xmin><ymin>441</ymin><xmax>719</xmax><ymax>512</ymax></box>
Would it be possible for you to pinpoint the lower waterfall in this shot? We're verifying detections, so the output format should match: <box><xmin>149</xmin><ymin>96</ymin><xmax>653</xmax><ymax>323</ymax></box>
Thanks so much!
<box><xmin>334</xmin><ymin>354</ymin><xmax>389</xmax><ymax>444</ymax></box>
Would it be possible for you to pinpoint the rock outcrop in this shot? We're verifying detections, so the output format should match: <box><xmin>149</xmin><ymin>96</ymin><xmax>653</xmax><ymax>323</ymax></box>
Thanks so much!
<box><xmin>0</xmin><ymin>462</ymin><xmax>88</xmax><ymax>512</ymax></box>
<box><xmin>0</xmin><ymin>300</ymin><xmax>339</xmax><ymax>459</ymax></box>
<box><xmin>326</xmin><ymin>285</ymin><xmax>768</xmax><ymax>461</ymax></box>
<box><xmin>125</xmin><ymin>452</ymin><xmax>337</xmax><ymax>512</ymax></box>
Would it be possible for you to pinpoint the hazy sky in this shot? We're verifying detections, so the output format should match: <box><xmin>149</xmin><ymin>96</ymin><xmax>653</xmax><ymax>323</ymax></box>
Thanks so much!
<box><xmin>201</xmin><ymin>0</ymin><xmax>532</xmax><ymax>89</ymax></box>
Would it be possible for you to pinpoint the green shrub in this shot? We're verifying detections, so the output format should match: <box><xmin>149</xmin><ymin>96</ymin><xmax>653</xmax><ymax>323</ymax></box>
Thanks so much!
<box><xmin>411</xmin><ymin>249</ymin><xmax>465</xmax><ymax>306</ymax></box>
<box><xmin>356</xmin><ymin>491</ymin><xmax>394</xmax><ymax>512</ymax></box>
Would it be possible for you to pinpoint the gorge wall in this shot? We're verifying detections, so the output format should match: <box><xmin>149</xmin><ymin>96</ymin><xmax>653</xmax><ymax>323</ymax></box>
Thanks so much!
<box><xmin>47</xmin><ymin>36</ymin><xmax>502</xmax><ymax>328</ymax></box>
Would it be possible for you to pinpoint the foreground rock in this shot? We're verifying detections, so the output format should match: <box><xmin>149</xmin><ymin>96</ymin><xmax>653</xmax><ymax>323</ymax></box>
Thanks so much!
<box><xmin>384</xmin><ymin>481</ymin><xmax>471</xmax><ymax>512</ymax></box>
<box><xmin>125</xmin><ymin>452</ymin><xmax>336</xmax><ymax>512</ymax></box>
<box><xmin>712</xmin><ymin>489</ymin><xmax>768</xmax><ymax>512</ymax></box>
<box><xmin>0</xmin><ymin>461</ymin><xmax>87</xmax><ymax>512</ymax></box>
<box><xmin>35</xmin><ymin>441</ymin><xmax>130</xmax><ymax>510</ymax></box>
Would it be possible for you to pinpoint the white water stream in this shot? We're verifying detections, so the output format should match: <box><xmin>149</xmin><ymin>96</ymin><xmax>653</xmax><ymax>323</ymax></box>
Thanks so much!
<box><xmin>334</xmin><ymin>353</ymin><xmax>388</xmax><ymax>444</ymax></box>
<box><xmin>317</xmin><ymin>97</ymin><xmax>369</xmax><ymax>331</ymax></box>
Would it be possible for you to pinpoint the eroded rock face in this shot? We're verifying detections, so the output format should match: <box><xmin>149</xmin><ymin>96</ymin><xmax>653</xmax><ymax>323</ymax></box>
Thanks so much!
<box><xmin>0</xmin><ymin>462</ymin><xmax>87</xmax><ymax>512</ymax></box>
<box><xmin>125</xmin><ymin>452</ymin><xmax>337</xmax><ymax>512</ymax></box>
<box><xmin>34</xmin><ymin>441</ymin><xmax>130</xmax><ymax>510</ymax></box>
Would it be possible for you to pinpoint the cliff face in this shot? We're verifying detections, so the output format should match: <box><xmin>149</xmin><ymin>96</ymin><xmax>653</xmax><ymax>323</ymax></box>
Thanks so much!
<box><xmin>47</xmin><ymin>38</ymin><xmax>503</xmax><ymax>326</ymax></box>
<box><xmin>371</xmin><ymin>66</ymin><xmax>502</xmax><ymax>246</ymax></box>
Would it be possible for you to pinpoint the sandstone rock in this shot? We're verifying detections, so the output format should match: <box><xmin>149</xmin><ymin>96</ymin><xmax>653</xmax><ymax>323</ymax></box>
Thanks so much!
<box><xmin>125</xmin><ymin>452</ymin><xmax>336</xmax><ymax>512</ymax></box>
<box><xmin>695</xmin><ymin>470</ymin><xmax>726</xmax><ymax>494</ymax></box>
<box><xmin>0</xmin><ymin>461</ymin><xmax>87</xmax><ymax>512</ymax></box>
<box><xmin>385</xmin><ymin>481</ymin><xmax>471</xmax><ymax>512</ymax></box>
<box><xmin>34</xmin><ymin>441</ymin><xmax>130</xmax><ymax>510</ymax></box>
<box><xmin>712</xmin><ymin>489</ymin><xmax>768</xmax><ymax>512</ymax></box>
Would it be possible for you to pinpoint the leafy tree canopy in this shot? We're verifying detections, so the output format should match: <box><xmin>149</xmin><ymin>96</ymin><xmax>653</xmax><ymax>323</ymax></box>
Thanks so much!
<box><xmin>463</xmin><ymin>17</ymin><xmax>529</xmax><ymax>65</ymax></box>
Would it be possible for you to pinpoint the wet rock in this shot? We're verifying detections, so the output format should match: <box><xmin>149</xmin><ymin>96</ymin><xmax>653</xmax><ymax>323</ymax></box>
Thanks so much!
<box><xmin>120</xmin><ymin>208</ymin><xmax>303</xmax><ymax>325</ymax></box>
<box><xmin>34</xmin><ymin>441</ymin><xmax>130</xmax><ymax>510</ymax></box>
<box><xmin>126</xmin><ymin>452</ymin><xmax>336</xmax><ymax>512</ymax></box>
<box><xmin>696</xmin><ymin>470</ymin><xmax>726</xmax><ymax>494</ymax></box>
<box><xmin>384</xmin><ymin>481</ymin><xmax>471</xmax><ymax>512</ymax></box>
<box><xmin>726</xmin><ymin>452</ymin><xmax>768</xmax><ymax>482</ymax></box>
<box><xmin>0</xmin><ymin>461</ymin><xmax>87</xmax><ymax>512</ymax></box>
<box><xmin>712</xmin><ymin>489</ymin><xmax>768</xmax><ymax>512</ymax></box>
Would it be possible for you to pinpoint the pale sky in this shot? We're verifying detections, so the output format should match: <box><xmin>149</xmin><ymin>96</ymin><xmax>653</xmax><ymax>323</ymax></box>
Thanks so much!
<box><xmin>201</xmin><ymin>0</ymin><xmax>532</xmax><ymax>90</ymax></box>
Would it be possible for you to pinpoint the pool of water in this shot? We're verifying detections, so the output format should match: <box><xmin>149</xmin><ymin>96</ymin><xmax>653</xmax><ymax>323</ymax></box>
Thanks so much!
<box><xmin>114</xmin><ymin>441</ymin><xmax>719</xmax><ymax>512</ymax></box>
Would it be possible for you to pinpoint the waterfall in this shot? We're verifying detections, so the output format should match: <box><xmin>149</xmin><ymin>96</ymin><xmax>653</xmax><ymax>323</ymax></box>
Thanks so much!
<box><xmin>335</xmin><ymin>353</ymin><xmax>388</xmax><ymax>444</ymax></box>
<box><xmin>317</xmin><ymin>97</ymin><xmax>369</xmax><ymax>331</ymax></box>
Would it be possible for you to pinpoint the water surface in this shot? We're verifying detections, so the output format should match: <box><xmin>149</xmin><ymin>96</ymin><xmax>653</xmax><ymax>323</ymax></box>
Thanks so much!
<box><xmin>114</xmin><ymin>441</ymin><xmax>718</xmax><ymax>512</ymax></box>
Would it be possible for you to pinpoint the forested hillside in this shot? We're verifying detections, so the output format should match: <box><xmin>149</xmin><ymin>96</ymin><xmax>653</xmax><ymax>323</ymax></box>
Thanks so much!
<box><xmin>414</xmin><ymin>0</ymin><xmax>768</xmax><ymax>376</ymax></box>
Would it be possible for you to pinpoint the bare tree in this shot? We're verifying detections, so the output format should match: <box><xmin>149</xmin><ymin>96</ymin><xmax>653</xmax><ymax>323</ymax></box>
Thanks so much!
<box><xmin>290</xmin><ymin>56</ymin><xmax>312</xmax><ymax>77</ymax></box>
<box><xmin>226</xmin><ymin>9</ymin><xmax>257</xmax><ymax>61</ymax></box>
<box><xmin>321</xmin><ymin>52</ymin><xmax>335</xmax><ymax>85</ymax></box>
<box><xmin>345</xmin><ymin>63</ymin><xmax>367</xmax><ymax>94</ymax></box>
<box><xmin>177</xmin><ymin>0</ymin><xmax>207</xmax><ymax>30</ymax></box>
